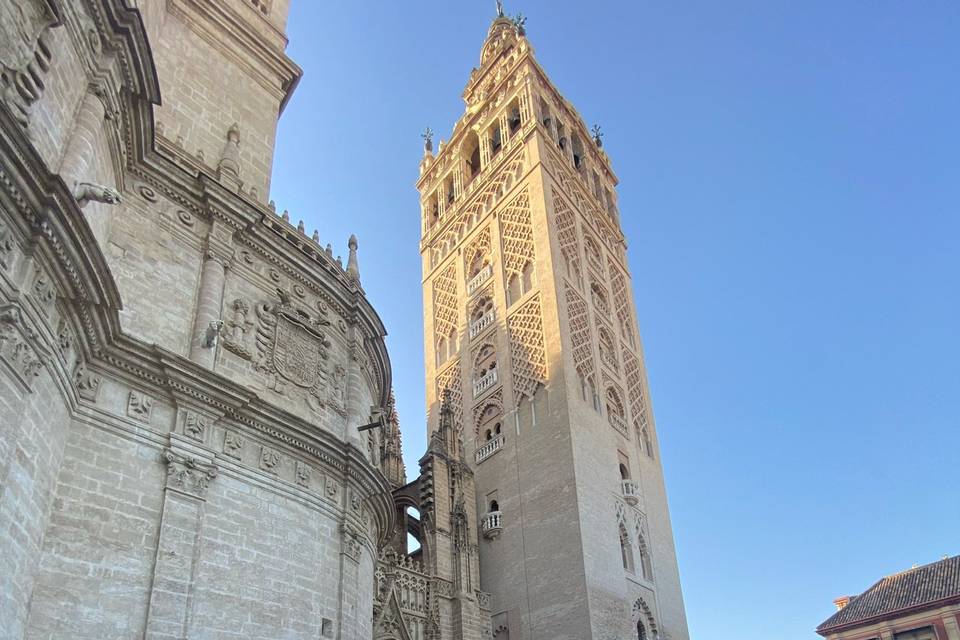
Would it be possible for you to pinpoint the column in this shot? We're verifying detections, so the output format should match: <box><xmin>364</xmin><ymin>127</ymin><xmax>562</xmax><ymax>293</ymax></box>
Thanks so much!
<box><xmin>144</xmin><ymin>444</ymin><xmax>218</xmax><ymax>639</ymax></box>
<box><xmin>499</xmin><ymin>114</ymin><xmax>510</xmax><ymax>146</ymax></box>
<box><xmin>189</xmin><ymin>243</ymin><xmax>229</xmax><ymax>368</ymax></box>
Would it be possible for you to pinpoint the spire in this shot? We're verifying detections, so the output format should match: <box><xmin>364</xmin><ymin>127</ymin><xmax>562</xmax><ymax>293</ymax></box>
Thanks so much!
<box><xmin>346</xmin><ymin>234</ymin><xmax>360</xmax><ymax>282</ymax></box>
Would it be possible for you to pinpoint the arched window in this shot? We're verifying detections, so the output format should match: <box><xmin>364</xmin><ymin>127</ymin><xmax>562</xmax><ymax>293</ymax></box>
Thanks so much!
<box><xmin>506</xmin><ymin>274</ymin><xmax>521</xmax><ymax>307</ymax></box>
<box><xmin>619</xmin><ymin>463</ymin><xmax>630</xmax><ymax>480</ymax></box>
<box><xmin>571</xmin><ymin>133</ymin><xmax>585</xmax><ymax>172</ymax></box>
<box><xmin>521</xmin><ymin>261</ymin><xmax>534</xmax><ymax>293</ymax></box>
<box><xmin>557</xmin><ymin>121</ymin><xmax>567</xmax><ymax>151</ymax></box>
<box><xmin>507</xmin><ymin>98</ymin><xmax>522</xmax><ymax>136</ymax></box>
<box><xmin>436</xmin><ymin>337</ymin><xmax>447</xmax><ymax>366</ymax></box>
<box><xmin>619</xmin><ymin>524</ymin><xmax>634</xmax><ymax>573</ymax></box>
<box><xmin>445</xmin><ymin>173</ymin><xmax>456</xmax><ymax>205</ymax></box>
<box><xmin>591</xmin><ymin>282</ymin><xmax>610</xmax><ymax>316</ymax></box>
<box><xmin>637</xmin><ymin>620</ymin><xmax>648</xmax><ymax>640</ymax></box>
<box><xmin>585</xmin><ymin>237</ymin><xmax>603</xmax><ymax>274</ymax></box>
<box><xmin>489</xmin><ymin>121</ymin><xmax>503</xmax><ymax>157</ymax></box>
<box><xmin>638</xmin><ymin>532</ymin><xmax>654</xmax><ymax>581</ymax></box>
<box><xmin>606</xmin><ymin>388</ymin><xmax>625</xmax><ymax>420</ymax></box>
<box><xmin>448</xmin><ymin>327</ymin><xmax>458</xmax><ymax>357</ymax></box>
<box><xmin>580</xmin><ymin>374</ymin><xmax>600</xmax><ymax>411</ymax></box>
<box><xmin>598</xmin><ymin>327</ymin><xmax>617</xmax><ymax>371</ymax></box>
<box><xmin>465</xmin><ymin>131</ymin><xmax>481</xmax><ymax>181</ymax></box>
<box><xmin>474</xmin><ymin>344</ymin><xmax>497</xmax><ymax>378</ymax></box>
<box><xmin>489</xmin><ymin>500</ymin><xmax>500</xmax><ymax>512</ymax></box>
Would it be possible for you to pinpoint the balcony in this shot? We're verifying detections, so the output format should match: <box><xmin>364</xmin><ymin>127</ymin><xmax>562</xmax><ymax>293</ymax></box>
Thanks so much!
<box><xmin>467</xmin><ymin>264</ymin><xmax>492</xmax><ymax>295</ymax></box>
<box><xmin>621</xmin><ymin>480</ymin><xmax>640</xmax><ymax>506</ymax></box>
<box><xmin>475</xmin><ymin>434</ymin><xmax>504</xmax><ymax>464</ymax></box>
<box><xmin>469</xmin><ymin>310</ymin><xmax>495</xmax><ymax>339</ymax></box>
<box><xmin>481</xmin><ymin>511</ymin><xmax>503</xmax><ymax>540</ymax></box>
<box><xmin>608</xmin><ymin>412</ymin><xmax>627</xmax><ymax>435</ymax></box>
<box><xmin>473</xmin><ymin>368</ymin><xmax>498</xmax><ymax>397</ymax></box>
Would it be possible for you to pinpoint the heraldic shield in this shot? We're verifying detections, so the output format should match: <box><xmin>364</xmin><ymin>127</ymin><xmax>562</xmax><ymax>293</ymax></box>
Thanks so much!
<box><xmin>273</xmin><ymin>315</ymin><xmax>322</xmax><ymax>388</ymax></box>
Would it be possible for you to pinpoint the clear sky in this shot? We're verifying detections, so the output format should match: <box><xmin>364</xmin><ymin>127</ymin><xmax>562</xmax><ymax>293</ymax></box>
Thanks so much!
<box><xmin>269</xmin><ymin>2</ymin><xmax>960</xmax><ymax>638</ymax></box>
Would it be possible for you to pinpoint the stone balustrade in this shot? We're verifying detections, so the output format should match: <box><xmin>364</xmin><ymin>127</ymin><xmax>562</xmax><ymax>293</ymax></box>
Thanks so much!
<box><xmin>469</xmin><ymin>309</ymin><xmax>495</xmax><ymax>339</ymax></box>
<box><xmin>481</xmin><ymin>511</ymin><xmax>503</xmax><ymax>540</ymax></box>
<box><xmin>475</xmin><ymin>434</ymin><xmax>504</xmax><ymax>464</ymax></box>
<box><xmin>467</xmin><ymin>264</ymin><xmax>493</xmax><ymax>295</ymax></box>
<box><xmin>473</xmin><ymin>368</ymin><xmax>498</xmax><ymax>397</ymax></box>
<box><xmin>621</xmin><ymin>479</ymin><xmax>640</xmax><ymax>506</ymax></box>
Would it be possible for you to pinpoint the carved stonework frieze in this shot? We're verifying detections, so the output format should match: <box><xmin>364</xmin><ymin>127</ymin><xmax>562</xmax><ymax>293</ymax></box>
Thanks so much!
<box><xmin>163</xmin><ymin>450</ymin><xmax>218</xmax><ymax>499</ymax></box>
<box><xmin>254</xmin><ymin>290</ymin><xmax>346</xmax><ymax>415</ymax></box>
<box><xmin>341</xmin><ymin>523</ymin><xmax>362</xmax><ymax>562</ymax></box>
<box><xmin>56</xmin><ymin>317</ymin><xmax>73</xmax><ymax>354</ymax></box>
<box><xmin>351</xmin><ymin>491</ymin><xmax>362</xmax><ymax>512</ymax></box>
<box><xmin>433</xmin><ymin>578</ymin><xmax>454</xmax><ymax>599</ymax></box>
<box><xmin>223</xmin><ymin>430</ymin><xmax>244</xmax><ymax>459</ymax></box>
<box><xmin>259</xmin><ymin>446</ymin><xmax>281</xmax><ymax>472</ymax></box>
<box><xmin>476</xmin><ymin>590</ymin><xmax>491</xmax><ymax>610</ymax></box>
<box><xmin>127</xmin><ymin>391</ymin><xmax>153</xmax><ymax>423</ymax></box>
<box><xmin>0</xmin><ymin>304</ymin><xmax>45</xmax><ymax>388</ymax></box>
<box><xmin>31</xmin><ymin>267</ymin><xmax>56</xmax><ymax>312</ymax></box>
<box><xmin>74</xmin><ymin>362</ymin><xmax>101</xmax><ymax>402</ymax></box>
<box><xmin>184</xmin><ymin>412</ymin><xmax>208</xmax><ymax>442</ymax></box>
<box><xmin>295</xmin><ymin>461</ymin><xmax>311</xmax><ymax>487</ymax></box>
<box><xmin>0</xmin><ymin>219</ymin><xmax>15</xmax><ymax>269</ymax></box>
<box><xmin>325</xmin><ymin>476</ymin><xmax>340</xmax><ymax>500</ymax></box>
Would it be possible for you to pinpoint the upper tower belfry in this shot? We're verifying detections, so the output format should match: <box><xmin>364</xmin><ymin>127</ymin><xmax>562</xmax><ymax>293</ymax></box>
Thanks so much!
<box><xmin>417</xmin><ymin>9</ymin><xmax>689</xmax><ymax>640</ymax></box>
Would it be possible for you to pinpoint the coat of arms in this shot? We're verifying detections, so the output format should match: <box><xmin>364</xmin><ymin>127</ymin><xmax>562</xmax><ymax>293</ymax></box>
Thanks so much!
<box><xmin>254</xmin><ymin>289</ymin><xmax>346</xmax><ymax>415</ymax></box>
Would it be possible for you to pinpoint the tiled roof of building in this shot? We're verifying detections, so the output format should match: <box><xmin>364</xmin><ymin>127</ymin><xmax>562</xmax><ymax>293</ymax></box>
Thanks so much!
<box><xmin>817</xmin><ymin>555</ymin><xmax>960</xmax><ymax>633</ymax></box>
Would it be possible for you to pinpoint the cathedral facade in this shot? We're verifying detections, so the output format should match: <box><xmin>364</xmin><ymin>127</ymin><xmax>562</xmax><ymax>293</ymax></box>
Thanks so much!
<box><xmin>0</xmin><ymin>1</ymin><xmax>688</xmax><ymax>640</ymax></box>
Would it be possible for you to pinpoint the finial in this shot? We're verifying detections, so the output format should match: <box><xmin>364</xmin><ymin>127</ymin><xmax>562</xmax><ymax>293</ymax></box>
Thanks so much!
<box><xmin>218</xmin><ymin>122</ymin><xmax>241</xmax><ymax>181</ymax></box>
<box><xmin>496</xmin><ymin>0</ymin><xmax>504</xmax><ymax>17</ymax></box>
<box><xmin>346</xmin><ymin>234</ymin><xmax>360</xmax><ymax>282</ymax></box>
<box><xmin>312</xmin><ymin>230</ymin><xmax>320</xmax><ymax>243</ymax></box>
<box><xmin>511</xmin><ymin>12</ymin><xmax>526</xmax><ymax>35</ymax></box>
<box><xmin>591</xmin><ymin>124</ymin><xmax>604</xmax><ymax>148</ymax></box>
<box><xmin>268</xmin><ymin>199</ymin><xmax>276</xmax><ymax>211</ymax></box>
<box><xmin>325</xmin><ymin>243</ymin><xmax>333</xmax><ymax>256</ymax></box>
<box><xmin>282</xmin><ymin>209</ymin><xmax>290</xmax><ymax>222</ymax></box>
<box><xmin>297</xmin><ymin>219</ymin><xmax>305</xmax><ymax>234</ymax></box>
<box><xmin>421</xmin><ymin>127</ymin><xmax>434</xmax><ymax>154</ymax></box>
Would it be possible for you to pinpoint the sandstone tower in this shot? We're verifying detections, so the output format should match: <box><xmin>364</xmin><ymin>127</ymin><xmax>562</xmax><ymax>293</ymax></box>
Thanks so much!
<box><xmin>417</xmin><ymin>12</ymin><xmax>689</xmax><ymax>640</ymax></box>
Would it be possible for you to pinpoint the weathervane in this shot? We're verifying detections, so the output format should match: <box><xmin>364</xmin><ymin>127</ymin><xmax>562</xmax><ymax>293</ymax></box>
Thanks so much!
<box><xmin>591</xmin><ymin>124</ymin><xmax>604</xmax><ymax>148</ymax></box>
<box><xmin>496</xmin><ymin>0</ymin><xmax>504</xmax><ymax>17</ymax></box>
<box><xmin>421</xmin><ymin>127</ymin><xmax>434</xmax><ymax>153</ymax></box>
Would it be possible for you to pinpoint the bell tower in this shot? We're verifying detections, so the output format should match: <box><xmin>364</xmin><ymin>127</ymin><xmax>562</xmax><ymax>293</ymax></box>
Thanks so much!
<box><xmin>417</xmin><ymin>10</ymin><xmax>689</xmax><ymax>640</ymax></box>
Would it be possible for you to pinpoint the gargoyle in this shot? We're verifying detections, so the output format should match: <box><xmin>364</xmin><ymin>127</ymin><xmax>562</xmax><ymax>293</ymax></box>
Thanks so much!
<box><xmin>73</xmin><ymin>182</ymin><xmax>122</xmax><ymax>208</ymax></box>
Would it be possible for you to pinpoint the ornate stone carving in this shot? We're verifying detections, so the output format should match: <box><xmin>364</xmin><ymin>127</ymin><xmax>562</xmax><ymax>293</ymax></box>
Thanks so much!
<box><xmin>222</xmin><ymin>298</ymin><xmax>253</xmax><ymax>359</ymax></box>
<box><xmin>254</xmin><ymin>290</ymin><xmax>342</xmax><ymax>413</ymax></box>
<box><xmin>351</xmin><ymin>490</ymin><xmax>362</xmax><ymax>512</ymax></box>
<box><xmin>31</xmin><ymin>267</ymin><xmax>56</xmax><ymax>310</ymax></box>
<box><xmin>184</xmin><ymin>412</ymin><xmax>208</xmax><ymax>441</ymax></box>
<box><xmin>476</xmin><ymin>590</ymin><xmax>491</xmax><ymax>609</ymax></box>
<box><xmin>56</xmin><ymin>317</ymin><xmax>73</xmax><ymax>353</ymax></box>
<box><xmin>432</xmin><ymin>263</ymin><xmax>458</xmax><ymax>345</ymax></box>
<box><xmin>342</xmin><ymin>523</ymin><xmax>362</xmax><ymax>561</ymax></box>
<box><xmin>163</xmin><ymin>450</ymin><xmax>218</xmax><ymax>498</ymax></box>
<box><xmin>326</xmin><ymin>476</ymin><xmax>340</xmax><ymax>499</ymax></box>
<box><xmin>565</xmin><ymin>285</ymin><xmax>595</xmax><ymax>380</ymax></box>
<box><xmin>73</xmin><ymin>182</ymin><xmax>122</xmax><ymax>208</ymax></box>
<box><xmin>506</xmin><ymin>294</ymin><xmax>547</xmax><ymax>399</ymax></box>
<box><xmin>0</xmin><ymin>305</ymin><xmax>45</xmax><ymax>388</ymax></box>
<box><xmin>223</xmin><ymin>430</ymin><xmax>244</xmax><ymax>459</ymax></box>
<box><xmin>295</xmin><ymin>461</ymin><xmax>311</xmax><ymax>487</ymax></box>
<box><xmin>623</xmin><ymin>350</ymin><xmax>649</xmax><ymax>433</ymax></box>
<box><xmin>435</xmin><ymin>361</ymin><xmax>463</xmax><ymax>432</ymax></box>
<box><xmin>74</xmin><ymin>362</ymin><xmax>101</xmax><ymax>402</ymax></box>
<box><xmin>553</xmin><ymin>191</ymin><xmax>582</xmax><ymax>285</ymax></box>
<box><xmin>499</xmin><ymin>188</ymin><xmax>536</xmax><ymax>279</ymax></box>
<box><xmin>0</xmin><ymin>0</ymin><xmax>60</xmax><ymax>127</ymax></box>
<box><xmin>127</xmin><ymin>391</ymin><xmax>153</xmax><ymax>423</ymax></box>
<box><xmin>0</xmin><ymin>219</ymin><xmax>14</xmax><ymax>269</ymax></box>
<box><xmin>259</xmin><ymin>446</ymin><xmax>281</xmax><ymax>472</ymax></box>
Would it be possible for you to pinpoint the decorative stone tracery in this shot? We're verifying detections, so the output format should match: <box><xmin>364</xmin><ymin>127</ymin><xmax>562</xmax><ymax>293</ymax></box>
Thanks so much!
<box><xmin>552</xmin><ymin>191</ymin><xmax>581</xmax><ymax>286</ymax></box>
<box><xmin>564</xmin><ymin>285</ymin><xmax>595</xmax><ymax>380</ymax></box>
<box><xmin>498</xmin><ymin>188</ymin><xmax>535</xmax><ymax>279</ymax></box>
<box><xmin>506</xmin><ymin>294</ymin><xmax>546</xmax><ymax>399</ymax></box>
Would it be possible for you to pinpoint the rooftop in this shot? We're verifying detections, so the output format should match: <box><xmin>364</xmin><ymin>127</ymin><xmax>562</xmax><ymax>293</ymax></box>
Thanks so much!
<box><xmin>817</xmin><ymin>555</ymin><xmax>960</xmax><ymax>634</ymax></box>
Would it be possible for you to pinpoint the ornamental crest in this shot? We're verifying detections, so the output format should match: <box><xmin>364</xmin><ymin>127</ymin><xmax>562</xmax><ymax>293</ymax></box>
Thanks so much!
<box><xmin>255</xmin><ymin>289</ymin><xmax>345</xmax><ymax>414</ymax></box>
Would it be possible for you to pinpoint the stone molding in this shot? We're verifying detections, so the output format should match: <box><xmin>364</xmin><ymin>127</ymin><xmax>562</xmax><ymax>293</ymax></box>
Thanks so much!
<box><xmin>163</xmin><ymin>449</ymin><xmax>218</xmax><ymax>499</ymax></box>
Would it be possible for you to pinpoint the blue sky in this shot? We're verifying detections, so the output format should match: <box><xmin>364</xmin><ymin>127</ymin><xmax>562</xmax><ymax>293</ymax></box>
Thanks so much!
<box><xmin>270</xmin><ymin>2</ymin><xmax>960</xmax><ymax>638</ymax></box>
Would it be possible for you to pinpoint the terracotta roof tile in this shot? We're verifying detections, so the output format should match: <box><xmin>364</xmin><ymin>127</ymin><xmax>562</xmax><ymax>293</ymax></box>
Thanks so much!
<box><xmin>817</xmin><ymin>555</ymin><xmax>960</xmax><ymax>634</ymax></box>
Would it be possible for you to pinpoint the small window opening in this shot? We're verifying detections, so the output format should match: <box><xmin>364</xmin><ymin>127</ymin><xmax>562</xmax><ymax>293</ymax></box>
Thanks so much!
<box><xmin>619</xmin><ymin>463</ymin><xmax>630</xmax><ymax>480</ymax></box>
<box><xmin>572</xmin><ymin>134</ymin><xmax>585</xmax><ymax>171</ymax></box>
<box><xmin>508</xmin><ymin>100</ymin><xmax>522</xmax><ymax>135</ymax></box>
<box><xmin>489</xmin><ymin>500</ymin><xmax>500</xmax><ymax>512</ymax></box>
<box><xmin>489</xmin><ymin>123</ymin><xmax>503</xmax><ymax>157</ymax></box>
